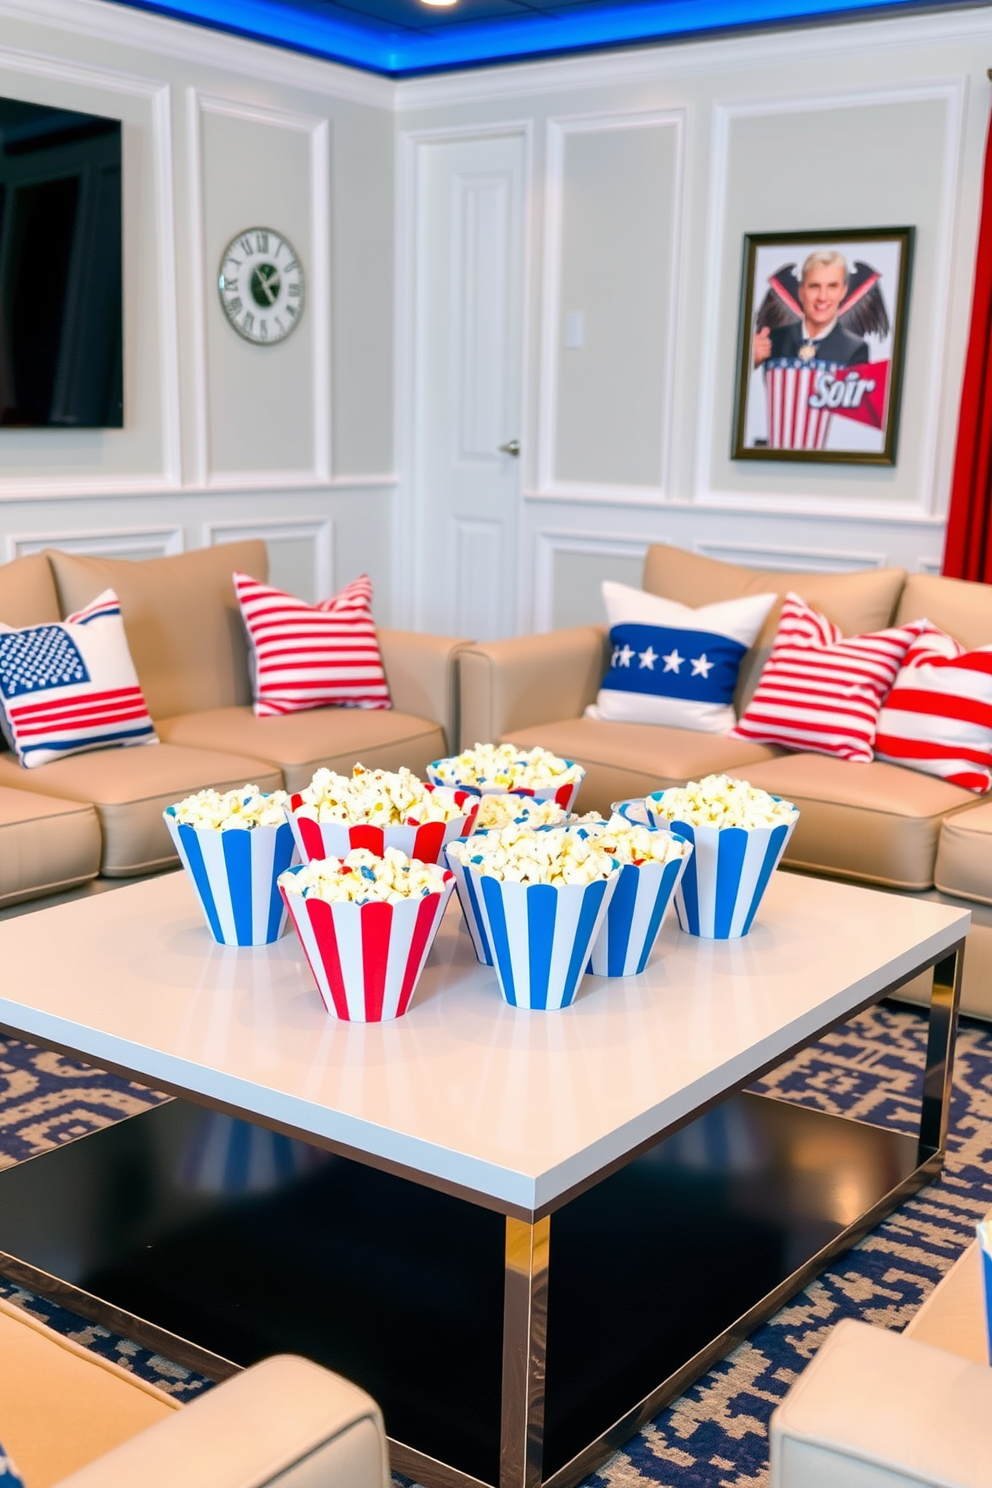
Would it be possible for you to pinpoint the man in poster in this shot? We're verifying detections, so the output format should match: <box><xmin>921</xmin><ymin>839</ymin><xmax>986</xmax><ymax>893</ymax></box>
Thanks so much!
<box><xmin>753</xmin><ymin>251</ymin><xmax>869</xmax><ymax>370</ymax></box>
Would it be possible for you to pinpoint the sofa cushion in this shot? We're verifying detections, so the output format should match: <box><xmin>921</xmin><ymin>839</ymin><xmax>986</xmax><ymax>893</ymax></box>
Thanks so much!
<box><xmin>642</xmin><ymin>545</ymin><xmax>907</xmax><ymax>650</ymax></box>
<box><xmin>45</xmin><ymin>541</ymin><xmax>267</xmax><ymax>721</ymax></box>
<box><xmin>875</xmin><ymin>627</ymin><xmax>992</xmax><ymax>794</ymax></box>
<box><xmin>0</xmin><ymin>787</ymin><xmax>102</xmax><ymax>908</ymax></box>
<box><xmin>0</xmin><ymin>554</ymin><xmax>61</xmax><ymax>629</ymax></box>
<box><xmin>895</xmin><ymin>572</ymin><xmax>992</xmax><ymax>651</ymax></box>
<box><xmin>588</xmin><ymin>582</ymin><xmax>775</xmax><ymax>733</ymax></box>
<box><xmin>729</xmin><ymin>753</ymin><xmax>975</xmax><ymax>889</ymax></box>
<box><xmin>234</xmin><ymin>571</ymin><xmax>390</xmax><ymax>717</ymax></box>
<box><xmin>156</xmin><ymin>706</ymin><xmax>447</xmax><ymax>793</ymax></box>
<box><xmin>731</xmin><ymin>593</ymin><xmax>925</xmax><ymax>763</ymax></box>
<box><xmin>0</xmin><ymin>590</ymin><xmax>158</xmax><ymax>768</ymax></box>
<box><xmin>934</xmin><ymin>800</ymin><xmax>992</xmax><ymax>906</ymax></box>
<box><xmin>0</xmin><ymin>745</ymin><xmax>281</xmax><ymax>877</ymax></box>
<box><xmin>496</xmin><ymin>717</ymin><xmax>780</xmax><ymax>817</ymax></box>
<box><xmin>0</xmin><ymin>1293</ymin><xmax>177</xmax><ymax>1488</ymax></box>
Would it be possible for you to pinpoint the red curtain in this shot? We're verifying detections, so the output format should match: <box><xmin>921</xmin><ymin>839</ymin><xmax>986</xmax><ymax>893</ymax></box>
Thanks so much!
<box><xmin>943</xmin><ymin>100</ymin><xmax>992</xmax><ymax>582</ymax></box>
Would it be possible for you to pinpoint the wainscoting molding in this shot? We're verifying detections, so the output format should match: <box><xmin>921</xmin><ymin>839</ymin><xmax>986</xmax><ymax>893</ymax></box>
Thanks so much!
<box><xmin>0</xmin><ymin>44</ymin><xmax>181</xmax><ymax>499</ymax></box>
<box><xmin>695</xmin><ymin>77</ymin><xmax>966</xmax><ymax>520</ymax></box>
<box><xmin>6</xmin><ymin>526</ymin><xmax>185</xmax><ymax>562</ymax></box>
<box><xmin>204</xmin><ymin>517</ymin><xmax>334</xmax><ymax>598</ymax></box>
<box><xmin>536</xmin><ymin>108</ymin><xmax>684</xmax><ymax>504</ymax></box>
<box><xmin>186</xmin><ymin>89</ymin><xmax>331</xmax><ymax>492</ymax></box>
<box><xmin>533</xmin><ymin>528</ymin><xmax>660</xmax><ymax>632</ymax></box>
<box><xmin>693</xmin><ymin>540</ymin><xmax>887</xmax><ymax>573</ymax></box>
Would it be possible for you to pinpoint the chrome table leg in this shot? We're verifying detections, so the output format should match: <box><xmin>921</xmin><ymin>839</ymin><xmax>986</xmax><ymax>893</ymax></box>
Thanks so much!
<box><xmin>918</xmin><ymin>945</ymin><xmax>963</xmax><ymax>1163</ymax></box>
<box><xmin>500</xmin><ymin>1215</ymin><xmax>550</xmax><ymax>1488</ymax></box>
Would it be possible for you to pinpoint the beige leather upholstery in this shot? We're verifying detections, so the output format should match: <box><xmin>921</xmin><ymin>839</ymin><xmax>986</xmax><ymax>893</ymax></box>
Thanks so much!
<box><xmin>57</xmin><ymin>1356</ymin><xmax>389</xmax><ymax>1488</ymax></box>
<box><xmin>0</xmin><ymin>553</ymin><xmax>62</xmax><ymax>628</ymax></box>
<box><xmin>894</xmin><ymin>572</ymin><xmax>992</xmax><ymax>650</ymax></box>
<box><xmin>770</xmin><ymin>1317</ymin><xmax>992</xmax><ymax>1488</ymax></box>
<box><xmin>157</xmin><ymin>706</ymin><xmax>447</xmax><ymax>793</ymax></box>
<box><xmin>460</xmin><ymin>626</ymin><xmax>611</xmax><ymax>746</ymax></box>
<box><xmin>729</xmin><ymin>754</ymin><xmax>975</xmax><ymax>889</ymax></box>
<box><xmin>500</xmin><ymin>718</ymin><xmax>779</xmax><ymax>817</ymax></box>
<box><xmin>642</xmin><ymin>545</ymin><xmax>908</xmax><ymax>649</ymax></box>
<box><xmin>46</xmin><ymin>542</ymin><xmax>268</xmax><ymax>721</ymax></box>
<box><xmin>0</xmin><ymin>1293</ymin><xmax>388</xmax><ymax>1488</ymax></box>
<box><xmin>0</xmin><ymin>1294</ymin><xmax>179</xmax><ymax>1487</ymax></box>
<box><xmin>904</xmin><ymin>1241</ymin><xmax>987</xmax><ymax>1364</ymax></box>
<box><xmin>377</xmin><ymin>627</ymin><xmax>471</xmax><ymax>754</ymax></box>
<box><xmin>0</xmin><ymin>747</ymin><xmax>281</xmax><ymax>876</ymax></box>
<box><xmin>934</xmin><ymin>800</ymin><xmax>992</xmax><ymax>906</ymax></box>
<box><xmin>0</xmin><ymin>788</ymin><xmax>102</xmax><ymax>907</ymax></box>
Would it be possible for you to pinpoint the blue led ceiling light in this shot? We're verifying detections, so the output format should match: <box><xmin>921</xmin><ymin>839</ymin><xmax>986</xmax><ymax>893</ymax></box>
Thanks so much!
<box><xmin>110</xmin><ymin>0</ymin><xmax>973</xmax><ymax>76</ymax></box>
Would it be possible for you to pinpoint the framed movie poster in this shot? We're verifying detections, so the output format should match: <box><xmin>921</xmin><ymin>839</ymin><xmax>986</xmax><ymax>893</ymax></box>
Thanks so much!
<box><xmin>732</xmin><ymin>227</ymin><xmax>913</xmax><ymax>465</ymax></box>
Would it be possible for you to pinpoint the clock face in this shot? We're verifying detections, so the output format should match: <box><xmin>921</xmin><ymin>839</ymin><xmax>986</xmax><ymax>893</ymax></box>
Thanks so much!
<box><xmin>217</xmin><ymin>228</ymin><xmax>304</xmax><ymax>345</ymax></box>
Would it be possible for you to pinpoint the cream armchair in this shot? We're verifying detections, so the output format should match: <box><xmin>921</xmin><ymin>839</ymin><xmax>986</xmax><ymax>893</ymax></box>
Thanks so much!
<box><xmin>770</xmin><ymin>1242</ymin><xmax>991</xmax><ymax>1488</ymax></box>
<box><xmin>0</xmin><ymin>1294</ymin><xmax>389</xmax><ymax>1488</ymax></box>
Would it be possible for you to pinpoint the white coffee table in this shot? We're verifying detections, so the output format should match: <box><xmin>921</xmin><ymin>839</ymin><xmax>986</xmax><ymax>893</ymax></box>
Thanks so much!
<box><xmin>0</xmin><ymin>870</ymin><xmax>969</xmax><ymax>1488</ymax></box>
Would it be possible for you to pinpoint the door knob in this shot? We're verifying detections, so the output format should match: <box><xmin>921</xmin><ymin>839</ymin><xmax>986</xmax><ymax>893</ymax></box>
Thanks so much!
<box><xmin>498</xmin><ymin>439</ymin><xmax>520</xmax><ymax>457</ymax></box>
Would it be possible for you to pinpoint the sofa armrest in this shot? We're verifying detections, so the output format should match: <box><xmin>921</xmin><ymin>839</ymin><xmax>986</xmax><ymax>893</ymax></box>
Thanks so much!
<box><xmin>459</xmin><ymin>627</ymin><xmax>610</xmax><ymax>747</ymax></box>
<box><xmin>770</xmin><ymin>1318</ymin><xmax>992</xmax><ymax>1488</ymax></box>
<box><xmin>56</xmin><ymin>1356</ymin><xmax>390</xmax><ymax>1488</ymax></box>
<box><xmin>377</xmin><ymin>628</ymin><xmax>471</xmax><ymax>752</ymax></box>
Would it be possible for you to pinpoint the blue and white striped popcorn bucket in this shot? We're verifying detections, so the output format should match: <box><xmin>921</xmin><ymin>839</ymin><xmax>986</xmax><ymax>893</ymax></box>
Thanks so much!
<box><xmin>164</xmin><ymin>810</ymin><xmax>298</xmax><ymax>946</ymax></box>
<box><xmin>587</xmin><ymin>839</ymin><xmax>691</xmax><ymax>977</ymax></box>
<box><xmin>465</xmin><ymin>865</ymin><xmax>619</xmax><ymax>1010</ymax></box>
<box><xmin>444</xmin><ymin>841</ymin><xmax>493</xmax><ymax>965</ymax></box>
<box><xmin>643</xmin><ymin>794</ymin><xmax>798</xmax><ymax>940</ymax></box>
<box><xmin>978</xmin><ymin>1218</ymin><xmax>992</xmax><ymax>1364</ymax></box>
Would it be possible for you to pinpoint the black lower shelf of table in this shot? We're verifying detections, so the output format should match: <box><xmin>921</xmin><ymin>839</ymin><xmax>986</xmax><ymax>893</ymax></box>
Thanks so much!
<box><xmin>0</xmin><ymin>1092</ymin><xmax>925</xmax><ymax>1485</ymax></box>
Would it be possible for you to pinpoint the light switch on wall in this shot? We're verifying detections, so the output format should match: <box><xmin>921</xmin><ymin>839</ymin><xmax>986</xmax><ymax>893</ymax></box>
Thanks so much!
<box><xmin>565</xmin><ymin>310</ymin><xmax>584</xmax><ymax>349</ymax></box>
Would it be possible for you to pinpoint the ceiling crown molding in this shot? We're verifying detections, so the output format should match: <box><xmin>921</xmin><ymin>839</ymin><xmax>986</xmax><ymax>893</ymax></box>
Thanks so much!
<box><xmin>0</xmin><ymin>0</ymin><xmax>396</xmax><ymax>109</ymax></box>
<box><xmin>395</xmin><ymin>3</ymin><xmax>992</xmax><ymax>108</ymax></box>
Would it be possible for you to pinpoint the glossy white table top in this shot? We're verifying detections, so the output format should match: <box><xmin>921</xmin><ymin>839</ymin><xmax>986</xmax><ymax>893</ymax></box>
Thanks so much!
<box><xmin>0</xmin><ymin>870</ymin><xmax>968</xmax><ymax>1214</ymax></box>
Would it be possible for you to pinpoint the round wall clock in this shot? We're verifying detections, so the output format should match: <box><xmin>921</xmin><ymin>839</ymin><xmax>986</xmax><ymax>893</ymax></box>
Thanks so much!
<box><xmin>217</xmin><ymin>227</ymin><xmax>305</xmax><ymax>345</ymax></box>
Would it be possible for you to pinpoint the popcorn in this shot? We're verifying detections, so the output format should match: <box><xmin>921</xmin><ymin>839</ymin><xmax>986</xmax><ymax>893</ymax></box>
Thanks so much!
<box><xmin>471</xmin><ymin>794</ymin><xmax>570</xmax><ymax>833</ymax></box>
<box><xmin>293</xmin><ymin>765</ymin><xmax>464</xmax><ymax>826</ymax></box>
<box><xmin>648</xmin><ymin>774</ymin><xmax>796</xmax><ymax>830</ymax></box>
<box><xmin>447</xmin><ymin>824</ymin><xmax>616</xmax><ymax>888</ymax></box>
<box><xmin>430</xmin><ymin>743</ymin><xmax>583</xmax><ymax>792</ymax></box>
<box><xmin>577</xmin><ymin>816</ymin><xmax>690</xmax><ymax>867</ymax></box>
<box><xmin>169</xmin><ymin>784</ymin><xmax>289</xmax><ymax>830</ymax></box>
<box><xmin>279</xmin><ymin>846</ymin><xmax>449</xmax><ymax>906</ymax></box>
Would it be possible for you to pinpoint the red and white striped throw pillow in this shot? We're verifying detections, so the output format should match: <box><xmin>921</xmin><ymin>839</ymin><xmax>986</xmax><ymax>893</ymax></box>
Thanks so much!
<box><xmin>234</xmin><ymin>572</ymin><xmax>391</xmax><ymax>718</ymax></box>
<box><xmin>730</xmin><ymin>592</ymin><xmax>925</xmax><ymax>762</ymax></box>
<box><xmin>874</xmin><ymin>627</ymin><xmax>992</xmax><ymax>793</ymax></box>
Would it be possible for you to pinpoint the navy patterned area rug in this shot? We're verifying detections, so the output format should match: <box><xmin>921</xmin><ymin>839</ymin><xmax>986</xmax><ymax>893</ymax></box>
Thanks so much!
<box><xmin>1</xmin><ymin>1004</ymin><xmax>991</xmax><ymax>1482</ymax></box>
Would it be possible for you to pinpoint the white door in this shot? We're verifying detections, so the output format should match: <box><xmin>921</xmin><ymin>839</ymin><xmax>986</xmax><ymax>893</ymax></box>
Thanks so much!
<box><xmin>412</xmin><ymin>132</ymin><xmax>526</xmax><ymax>641</ymax></box>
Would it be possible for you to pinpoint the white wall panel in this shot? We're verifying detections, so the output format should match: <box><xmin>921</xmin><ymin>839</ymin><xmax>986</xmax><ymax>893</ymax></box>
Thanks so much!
<box><xmin>205</xmin><ymin>516</ymin><xmax>333</xmax><ymax>603</ymax></box>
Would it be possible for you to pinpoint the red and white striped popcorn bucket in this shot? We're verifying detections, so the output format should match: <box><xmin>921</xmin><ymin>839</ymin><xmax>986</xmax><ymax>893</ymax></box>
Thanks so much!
<box><xmin>465</xmin><ymin>865</ymin><xmax>619</xmax><ymax>1010</ymax></box>
<box><xmin>285</xmin><ymin>785</ymin><xmax>479</xmax><ymax>866</ymax></box>
<box><xmin>426</xmin><ymin>758</ymin><xmax>584</xmax><ymax>815</ymax></box>
<box><xmin>764</xmin><ymin>361</ymin><xmax>837</xmax><ymax>451</ymax></box>
<box><xmin>280</xmin><ymin>868</ymin><xmax>456</xmax><ymax>1020</ymax></box>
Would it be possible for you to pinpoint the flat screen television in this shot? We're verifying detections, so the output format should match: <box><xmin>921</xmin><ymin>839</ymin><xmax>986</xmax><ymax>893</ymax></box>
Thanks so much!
<box><xmin>0</xmin><ymin>97</ymin><xmax>122</xmax><ymax>428</ymax></box>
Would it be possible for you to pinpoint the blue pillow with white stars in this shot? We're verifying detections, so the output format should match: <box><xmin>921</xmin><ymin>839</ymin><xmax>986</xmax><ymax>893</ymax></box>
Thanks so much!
<box><xmin>585</xmin><ymin>581</ymin><xmax>776</xmax><ymax>734</ymax></box>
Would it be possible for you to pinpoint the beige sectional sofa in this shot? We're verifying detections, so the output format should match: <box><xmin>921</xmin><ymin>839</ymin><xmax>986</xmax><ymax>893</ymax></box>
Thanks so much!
<box><xmin>770</xmin><ymin>1235</ymin><xmax>990</xmax><ymax>1487</ymax></box>
<box><xmin>0</xmin><ymin>542</ymin><xmax>466</xmax><ymax>904</ymax></box>
<box><xmin>458</xmin><ymin>544</ymin><xmax>992</xmax><ymax>1017</ymax></box>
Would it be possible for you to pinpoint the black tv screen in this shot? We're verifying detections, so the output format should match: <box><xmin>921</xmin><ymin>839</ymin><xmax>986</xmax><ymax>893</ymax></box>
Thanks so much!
<box><xmin>0</xmin><ymin>98</ymin><xmax>122</xmax><ymax>428</ymax></box>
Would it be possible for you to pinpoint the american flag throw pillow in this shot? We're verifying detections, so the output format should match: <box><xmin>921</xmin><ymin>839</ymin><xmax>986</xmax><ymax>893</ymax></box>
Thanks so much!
<box><xmin>234</xmin><ymin>572</ymin><xmax>391</xmax><ymax>718</ymax></box>
<box><xmin>730</xmin><ymin>592</ymin><xmax>925</xmax><ymax>762</ymax></box>
<box><xmin>874</xmin><ymin>627</ymin><xmax>992</xmax><ymax>793</ymax></box>
<box><xmin>0</xmin><ymin>589</ymin><xmax>157</xmax><ymax>769</ymax></box>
